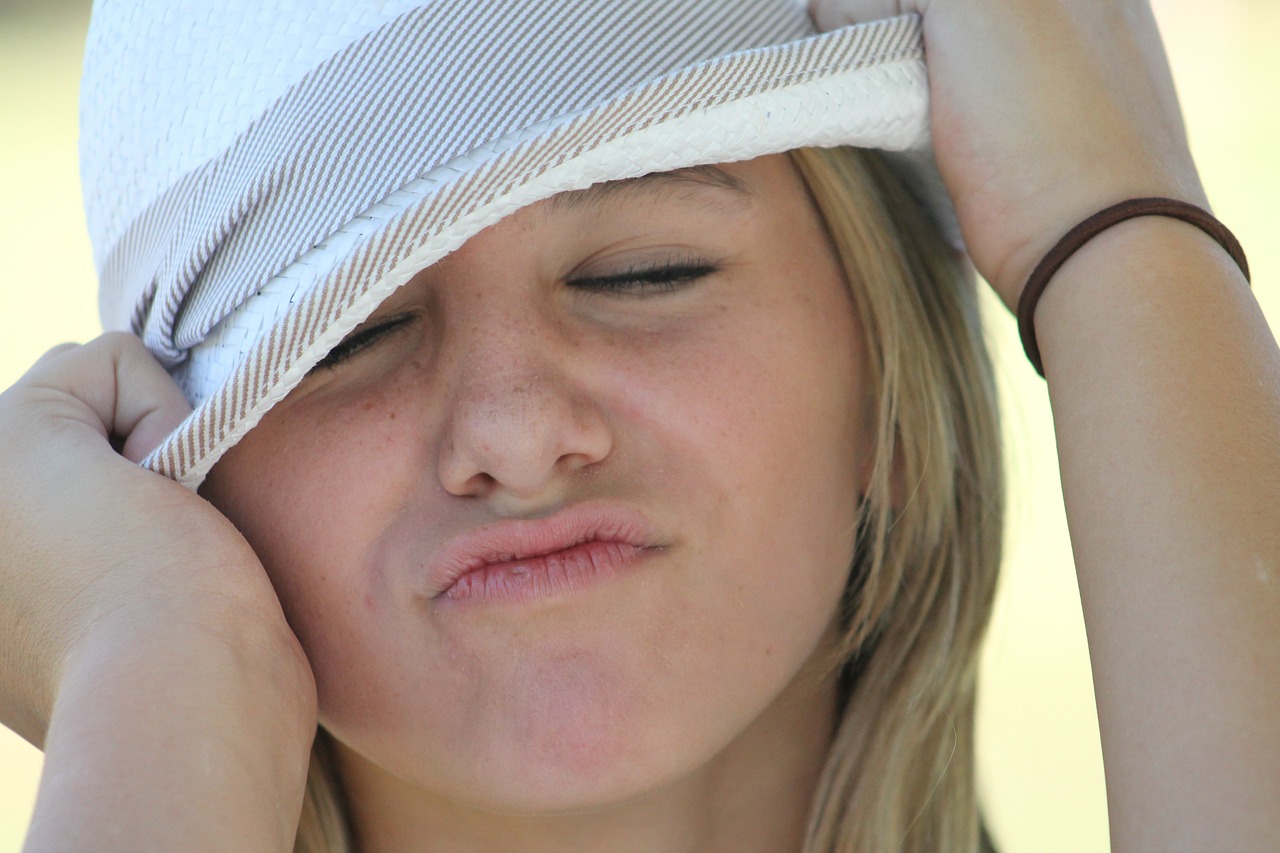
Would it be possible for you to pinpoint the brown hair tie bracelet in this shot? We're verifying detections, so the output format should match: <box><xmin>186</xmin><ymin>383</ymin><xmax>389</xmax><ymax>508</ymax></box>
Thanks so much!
<box><xmin>1017</xmin><ymin>197</ymin><xmax>1252</xmax><ymax>377</ymax></box>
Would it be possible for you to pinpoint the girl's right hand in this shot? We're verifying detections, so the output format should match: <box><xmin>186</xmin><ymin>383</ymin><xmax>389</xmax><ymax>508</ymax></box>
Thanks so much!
<box><xmin>0</xmin><ymin>331</ymin><xmax>314</xmax><ymax>747</ymax></box>
<box><xmin>3</xmin><ymin>333</ymin><xmax>317</xmax><ymax>850</ymax></box>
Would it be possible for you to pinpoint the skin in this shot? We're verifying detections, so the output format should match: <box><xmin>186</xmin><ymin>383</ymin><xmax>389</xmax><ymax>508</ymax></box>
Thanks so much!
<box><xmin>1</xmin><ymin>1</ymin><xmax>1277</xmax><ymax>851</ymax></box>
<box><xmin>198</xmin><ymin>154</ymin><xmax>871</xmax><ymax>851</ymax></box>
<box><xmin>0</xmin><ymin>337</ymin><xmax>316</xmax><ymax>851</ymax></box>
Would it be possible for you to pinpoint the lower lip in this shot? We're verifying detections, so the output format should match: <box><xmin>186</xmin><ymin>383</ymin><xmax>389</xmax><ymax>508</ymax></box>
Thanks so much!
<box><xmin>441</xmin><ymin>541</ymin><xmax>646</xmax><ymax>605</ymax></box>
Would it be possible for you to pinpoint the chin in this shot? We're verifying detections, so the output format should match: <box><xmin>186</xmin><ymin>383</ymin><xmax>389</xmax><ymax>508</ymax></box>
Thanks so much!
<box><xmin>330</xmin><ymin>648</ymin><xmax>727</xmax><ymax>816</ymax></box>
<box><xmin>488</xmin><ymin>706</ymin><xmax>716</xmax><ymax>812</ymax></box>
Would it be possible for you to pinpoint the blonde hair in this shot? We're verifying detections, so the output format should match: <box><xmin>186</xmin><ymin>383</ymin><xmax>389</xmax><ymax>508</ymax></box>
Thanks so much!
<box><xmin>792</xmin><ymin>147</ymin><xmax>1003</xmax><ymax>851</ymax></box>
<box><xmin>293</xmin><ymin>145</ymin><xmax>1004</xmax><ymax>853</ymax></box>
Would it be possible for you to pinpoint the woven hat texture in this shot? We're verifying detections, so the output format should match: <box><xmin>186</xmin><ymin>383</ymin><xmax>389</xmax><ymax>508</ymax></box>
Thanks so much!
<box><xmin>81</xmin><ymin>0</ymin><xmax>942</xmax><ymax>488</ymax></box>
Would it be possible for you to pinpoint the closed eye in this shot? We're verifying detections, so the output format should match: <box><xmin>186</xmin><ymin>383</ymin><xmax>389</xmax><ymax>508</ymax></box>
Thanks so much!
<box><xmin>313</xmin><ymin>313</ymin><xmax>415</xmax><ymax>370</ymax></box>
<box><xmin>566</xmin><ymin>261</ymin><xmax>720</xmax><ymax>295</ymax></box>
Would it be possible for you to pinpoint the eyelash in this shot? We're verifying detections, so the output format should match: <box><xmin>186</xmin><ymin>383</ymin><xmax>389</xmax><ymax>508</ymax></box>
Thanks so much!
<box><xmin>566</xmin><ymin>261</ymin><xmax>720</xmax><ymax>294</ymax></box>
<box><xmin>314</xmin><ymin>261</ymin><xmax>719</xmax><ymax>369</ymax></box>
<box><xmin>314</xmin><ymin>314</ymin><xmax>414</xmax><ymax>370</ymax></box>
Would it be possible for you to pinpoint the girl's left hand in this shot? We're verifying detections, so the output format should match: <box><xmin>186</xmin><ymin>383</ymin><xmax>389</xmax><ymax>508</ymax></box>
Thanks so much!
<box><xmin>811</xmin><ymin>0</ymin><xmax>1207</xmax><ymax>308</ymax></box>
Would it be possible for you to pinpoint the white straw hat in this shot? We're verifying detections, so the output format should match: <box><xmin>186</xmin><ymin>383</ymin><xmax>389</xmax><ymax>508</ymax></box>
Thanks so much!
<box><xmin>82</xmin><ymin>0</ymin><xmax>945</xmax><ymax>488</ymax></box>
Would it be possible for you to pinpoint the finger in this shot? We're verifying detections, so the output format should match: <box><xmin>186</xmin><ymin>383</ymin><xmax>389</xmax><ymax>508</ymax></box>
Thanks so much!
<box><xmin>809</xmin><ymin>0</ymin><xmax>920</xmax><ymax>30</ymax></box>
<box><xmin>93</xmin><ymin>333</ymin><xmax>192</xmax><ymax>464</ymax></box>
<box><xmin>106</xmin><ymin>338</ymin><xmax>192</xmax><ymax>464</ymax></box>
<box><xmin>24</xmin><ymin>333</ymin><xmax>191</xmax><ymax>464</ymax></box>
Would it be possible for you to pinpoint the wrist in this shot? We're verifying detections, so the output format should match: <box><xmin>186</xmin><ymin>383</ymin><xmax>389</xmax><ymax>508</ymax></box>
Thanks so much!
<box><xmin>30</xmin><ymin>599</ymin><xmax>316</xmax><ymax>852</ymax></box>
<box><xmin>980</xmin><ymin>178</ymin><xmax>1212</xmax><ymax>313</ymax></box>
<box><xmin>1015</xmin><ymin>198</ymin><xmax>1249</xmax><ymax>376</ymax></box>
<box><xmin>1031</xmin><ymin>214</ymin><xmax>1252</xmax><ymax>382</ymax></box>
<box><xmin>64</xmin><ymin>584</ymin><xmax>318</xmax><ymax>730</ymax></box>
<box><xmin>11</xmin><ymin>536</ymin><xmax>315</xmax><ymax>747</ymax></box>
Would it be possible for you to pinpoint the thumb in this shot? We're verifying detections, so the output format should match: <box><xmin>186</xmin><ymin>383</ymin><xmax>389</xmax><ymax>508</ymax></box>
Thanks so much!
<box><xmin>809</xmin><ymin>0</ymin><xmax>926</xmax><ymax>30</ymax></box>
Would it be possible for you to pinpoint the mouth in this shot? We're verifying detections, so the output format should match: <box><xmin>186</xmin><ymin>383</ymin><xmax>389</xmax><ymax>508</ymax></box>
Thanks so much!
<box><xmin>428</xmin><ymin>503</ymin><xmax>662</xmax><ymax>606</ymax></box>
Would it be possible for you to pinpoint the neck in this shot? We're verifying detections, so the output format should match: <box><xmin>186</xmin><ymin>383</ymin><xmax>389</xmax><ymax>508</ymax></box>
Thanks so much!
<box><xmin>333</xmin><ymin>656</ymin><xmax>839</xmax><ymax>853</ymax></box>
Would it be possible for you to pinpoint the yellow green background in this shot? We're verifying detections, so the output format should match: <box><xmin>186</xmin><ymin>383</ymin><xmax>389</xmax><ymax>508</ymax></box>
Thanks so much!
<box><xmin>1</xmin><ymin>2</ymin><xmax>1276</xmax><ymax>850</ymax></box>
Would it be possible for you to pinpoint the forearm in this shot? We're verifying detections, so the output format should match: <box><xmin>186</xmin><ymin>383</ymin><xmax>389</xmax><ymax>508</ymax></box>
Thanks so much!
<box><xmin>1037</xmin><ymin>217</ymin><xmax>1280</xmax><ymax>850</ymax></box>
<box><xmin>24</xmin><ymin>604</ymin><xmax>317</xmax><ymax>853</ymax></box>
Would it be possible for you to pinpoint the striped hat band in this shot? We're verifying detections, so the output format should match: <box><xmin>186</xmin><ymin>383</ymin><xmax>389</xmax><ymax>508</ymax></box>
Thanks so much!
<box><xmin>82</xmin><ymin>0</ymin><xmax>941</xmax><ymax>488</ymax></box>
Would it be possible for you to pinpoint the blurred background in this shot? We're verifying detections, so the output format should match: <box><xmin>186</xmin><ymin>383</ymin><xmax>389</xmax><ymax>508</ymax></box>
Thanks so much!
<box><xmin>0</xmin><ymin>1</ymin><xmax>1276</xmax><ymax>850</ymax></box>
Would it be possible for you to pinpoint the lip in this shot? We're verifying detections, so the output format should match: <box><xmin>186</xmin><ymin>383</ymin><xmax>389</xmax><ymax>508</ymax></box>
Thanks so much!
<box><xmin>427</xmin><ymin>503</ymin><xmax>663</xmax><ymax>605</ymax></box>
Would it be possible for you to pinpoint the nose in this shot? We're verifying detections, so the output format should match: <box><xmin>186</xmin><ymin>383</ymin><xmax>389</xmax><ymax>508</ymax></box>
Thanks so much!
<box><xmin>436</xmin><ymin>331</ymin><xmax>613</xmax><ymax>509</ymax></box>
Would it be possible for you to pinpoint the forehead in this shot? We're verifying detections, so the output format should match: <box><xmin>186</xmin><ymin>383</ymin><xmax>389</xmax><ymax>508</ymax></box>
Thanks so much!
<box><xmin>548</xmin><ymin>164</ymin><xmax>755</xmax><ymax>213</ymax></box>
<box><xmin>440</xmin><ymin>155</ymin><xmax>820</xmax><ymax>267</ymax></box>
<box><xmin>510</xmin><ymin>155</ymin><xmax>818</xmax><ymax>239</ymax></box>
<box><xmin>367</xmin><ymin>154</ymin><xmax>824</xmax><ymax>311</ymax></box>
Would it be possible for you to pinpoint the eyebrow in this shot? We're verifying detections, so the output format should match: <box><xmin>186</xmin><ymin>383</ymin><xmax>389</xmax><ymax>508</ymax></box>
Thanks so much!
<box><xmin>548</xmin><ymin>164</ymin><xmax>752</xmax><ymax>213</ymax></box>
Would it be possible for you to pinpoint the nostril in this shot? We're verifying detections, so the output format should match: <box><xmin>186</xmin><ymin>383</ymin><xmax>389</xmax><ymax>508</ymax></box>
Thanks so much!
<box><xmin>435</xmin><ymin>372</ymin><xmax>613</xmax><ymax>502</ymax></box>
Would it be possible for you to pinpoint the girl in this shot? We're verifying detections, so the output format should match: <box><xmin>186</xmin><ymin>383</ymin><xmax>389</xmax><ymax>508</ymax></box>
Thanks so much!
<box><xmin>2</xmin><ymin>1</ymin><xmax>1277</xmax><ymax>850</ymax></box>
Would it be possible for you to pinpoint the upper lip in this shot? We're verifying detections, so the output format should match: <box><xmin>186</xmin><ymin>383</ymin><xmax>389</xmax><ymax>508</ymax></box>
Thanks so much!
<box><xmin>426</xmin><ymin>502</ymin><xmax>661</xmax><ymax>598</ymax></box>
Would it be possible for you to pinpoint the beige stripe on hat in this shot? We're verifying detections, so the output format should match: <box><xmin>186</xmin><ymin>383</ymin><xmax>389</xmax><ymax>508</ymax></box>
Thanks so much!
<box><xmin>81</xmin><ymin>0</ymin><xmax>945</xmax><ymax>488</ymax></box>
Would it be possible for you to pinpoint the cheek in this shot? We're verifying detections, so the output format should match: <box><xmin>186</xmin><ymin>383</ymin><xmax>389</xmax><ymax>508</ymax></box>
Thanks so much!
<box><xmin>607</xmin><ymin>279</ymin><xmax>867</xmax><ymax>522</ymax></box>
<box><xmin>203</xmin><ymin>387</ymin><xmax>428</xmax><ymax>668</ymax></box>
<box><xmin>595</xmin><ymin>277</ymin><xmax>867</xmax><ymax>663</ymax></box>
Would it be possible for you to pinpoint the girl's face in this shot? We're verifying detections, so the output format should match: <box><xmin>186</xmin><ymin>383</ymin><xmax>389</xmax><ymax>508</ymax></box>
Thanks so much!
<box><xmin>203</xmin><ymin>153</ymin><xmax>873</xmax><ymax>812</ymax></box>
